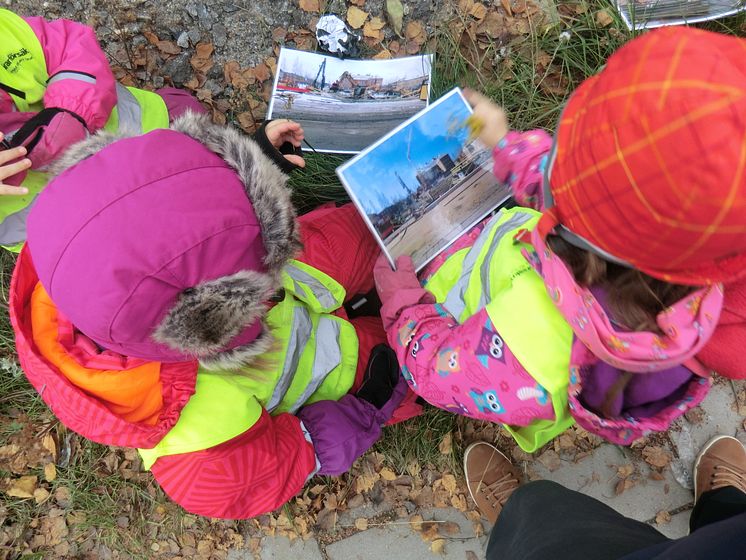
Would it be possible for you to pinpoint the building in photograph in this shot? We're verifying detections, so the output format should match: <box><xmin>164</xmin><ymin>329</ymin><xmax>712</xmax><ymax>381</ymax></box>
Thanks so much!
<box><xmin>277</xmin><ymin>70</ymin><xmax>313</xmax><ymax>91</ymax></box>
<box><xmin>387</xmin><ymin>75</ymin><xmax>430</xmax><ymax>99</ymax></box>
<box><xmin>334</xmin><ymin>72</ymin><xmax>384</xmax><ymax>92</ymax></box>
<box><xmin>416</xmin><ymin>154</ymin><xmax>456</xmax><ymax>190</ymax></box>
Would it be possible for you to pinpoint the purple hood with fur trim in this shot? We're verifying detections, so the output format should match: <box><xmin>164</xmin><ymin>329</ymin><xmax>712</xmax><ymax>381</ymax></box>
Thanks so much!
<box><xmin>27</xmin><ymin>113</ymin><xmax>301</xmax><ymax>367</ymax></box>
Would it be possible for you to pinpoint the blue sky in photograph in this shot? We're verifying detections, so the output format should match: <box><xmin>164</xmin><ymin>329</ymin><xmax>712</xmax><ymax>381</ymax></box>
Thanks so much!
<box><xmin>341</xmin><ymin>91</ymin><xmax>471</xmax><ymax>214</ymax></box>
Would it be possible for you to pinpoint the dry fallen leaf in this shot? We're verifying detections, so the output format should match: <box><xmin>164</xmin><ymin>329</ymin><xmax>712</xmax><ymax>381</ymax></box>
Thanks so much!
<box><xmin>41</xmin><ymin>434</ymin><xmax>57</xmax><ymax>462</ymax></box>
<box><xmin>643</xmin><ymin>446</ymin><xmax>672</xmax><ymax>469</ymax></box>
<box><xmin>441</xmin><ymin>474</ymin><xmax>458</xmax><ymax>495</ymax></box>
<box><xmin>439</xmin><ymin>433</ymin><xmax>453</xmax><ymax>455</ymax></box>
<box><xmin>380</xmin><ymin>467</ymin><xmax>397</xmax><ymax>481</ymax></box>
<box><xmin>252</xmin><ymin>62</ymin><xmax>271</xmax><ymax>83</ymax></box>
<box><xmin>655</xmin><ymin>510</ymin><xmax>671</xmax><ymax>525</ymax></box>
<box><xmin>354</xmin><ymin>518</ymin><xmax>369</xmax><ymax>531</ymax></box>
<box><xmin>405</xmin><ymin>21</ymin><xmax>427</xmax><ymax>44</ymax></box>
<box><xmin>6</xmin><ymin>475</ymin><xmax>37</xmax><ymax>499</ymax></box>
<box><xmin>385</xmin><ymin>0</ymin><xmax>405</xmax><ymax>36</ymax></box>
<box><xmin>356</xmin><ymin>472</ymin><xmax>379</xmax><ymax>494</ymax></box>
<box><xmin>500</xmin><ymin>0</ymin><xmax>513</xmax><ymax>16</ymax></box>
<box><xmin>156</xmin><ymin>40</ymin><xmax>181</xmax><ymax>55</ymax></box>
<box><xmin>347</xmin><ymin>6</ymin><xmax>369</xmax><ymax>29</ymax></box>
<box><xmin>469</xmin><ymin>2</ymin><xmax>488</xmax><ymax>20</ymax></box>
<box><xmin>299</xmin><ymin>0</ymin><xmax>320</xmax><ymax>13</ymax></box>
<box><xmin>431</xmin><ymin>538</ymin><xmax>446</xmax><ymax>554</ymax></box>
<box><xmin>617</xmin><ymin>464</ymin><xmax>635</xmax><ymax>479</ymax></box>
<box><xmin>190</xmin><ymin>42</ymin><xmax>214</xmax><ymax>73</ymax></box>
<box><xmin>410</xmin><ymin>514</ymin><xmax>424</xmax><ymax>531</ymax></box>
<box><xmin>44</xmin><ymin>462</ymin><xmax>56</xmax><ymax>482</ymax></box>
<box><xmin>33</xmin><ymin>487</ymin><xmax>50</xmax><ymax>504</ymax></box>
<box><xmin>373</xmin><ymin>49</ymin><xmax>393</xmax><ymax>59</ymax></box>
<box><xmin>595</xmin><ymin>9</ymin><xmax>614</xmax><ymax>27</ymax></box>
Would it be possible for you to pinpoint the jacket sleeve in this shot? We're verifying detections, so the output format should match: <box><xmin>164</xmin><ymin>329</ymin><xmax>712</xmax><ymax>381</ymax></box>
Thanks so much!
<box><xmin>384</xmin><ymin>300</ymin><xmax>556</xmax><ymax>425</ymax></box>
<box><xmin>23</xmin><ymin>16</ymin><xmax>117</xmax><ymax>131</ymax></box>
<box><xmin>697</xmin><ymin>277</ymin><xmax>746</xmax><ymax>380</ymax></box>
<box><xmin>492</xmin><ymin>130</ymin><xmax>553</xmax><ymax>211</ymax></box>
<box><xmin>149</xmin><ymin>409</ymin><xmax>318</xmax><ymax>519</ymax></box>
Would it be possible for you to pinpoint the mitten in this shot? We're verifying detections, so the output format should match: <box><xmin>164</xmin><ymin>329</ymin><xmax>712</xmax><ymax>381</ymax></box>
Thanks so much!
<box><xmin>297</xmin><ymin>345</ymin><xmax>407</xmax><ymax>475</ymax></box>
<box><xmin>374</xmin><ymin>255</ymin><xmax>434</xmax><ymax>329</ymax></box>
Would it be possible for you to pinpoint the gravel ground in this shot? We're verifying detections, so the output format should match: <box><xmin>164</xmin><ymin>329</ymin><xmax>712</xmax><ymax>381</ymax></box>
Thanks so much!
<box><xmin>9</xmin><ymin>0</ymin><xmax>453</xmax><ymax>72</ymax></box>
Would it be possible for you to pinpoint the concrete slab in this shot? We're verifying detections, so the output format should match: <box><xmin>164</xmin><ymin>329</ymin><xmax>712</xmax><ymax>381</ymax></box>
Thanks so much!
<box><xmin>531</xmin><ymin>443</ymin><xmax>693</xmax><ymax>521</ymax></box>
<box><xmin>258</xmin><ymin>536</ymin><xmax>324</xmax><ymax>560</ymax></box>
<box><xmin>326</xmin><ymin>508</ymin><xmax>488</xmax><ymax>560</ymax></box>
<box><xmin>669</xmin><ymin>381</ymin><xmax>744</xmax><ymax>489</ymax></box>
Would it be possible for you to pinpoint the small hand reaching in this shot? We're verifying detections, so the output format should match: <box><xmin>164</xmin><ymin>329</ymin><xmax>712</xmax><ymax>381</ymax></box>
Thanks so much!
<box><xmin>463</xmin><ymin>89</ymin><xmax>509</xmax><ymax>151</ymax></box>
<box><xmin>0</xmin><ymin>134</ymin><xmax>30</xmax><ymax>195</ymax></box>
<box><xmin>264</xmin><ymin>119</ymin><xmax>306</xmax><ymax>169</ymax></box>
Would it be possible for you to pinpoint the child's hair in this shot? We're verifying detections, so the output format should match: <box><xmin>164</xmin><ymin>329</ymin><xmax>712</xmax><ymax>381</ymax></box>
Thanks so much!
<box><xmin>546</xmin><ymin>235</ymin><xmax>696</xmax><ymax>334</ymax></box>
<box><xmin>548</xmin><ymin>235</ymin><xmax>699</xmax><ymax>417</ymax></box>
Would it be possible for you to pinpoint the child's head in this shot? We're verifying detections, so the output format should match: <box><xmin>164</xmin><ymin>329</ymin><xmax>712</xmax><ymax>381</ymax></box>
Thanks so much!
<box><xmin>25</xmin><ymin>113</ymin><xmax>300</xmax><ymax>368</ymax></box>
<box><xmin>542</xmin><ymin>26</ymin><xmax>746</xmax><ymax>292</ymax></box>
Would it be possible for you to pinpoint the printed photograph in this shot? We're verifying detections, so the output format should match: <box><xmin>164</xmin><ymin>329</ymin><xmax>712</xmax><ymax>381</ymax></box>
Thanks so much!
<box><xmin>337</xmin><ymin>88</ymin><xmax>511</xmax><ymax>270</ymax></box>
<box><xmin>267</xmin><ymin>48</ymin><xmax>433</xmax><ymax>153</ymax></box>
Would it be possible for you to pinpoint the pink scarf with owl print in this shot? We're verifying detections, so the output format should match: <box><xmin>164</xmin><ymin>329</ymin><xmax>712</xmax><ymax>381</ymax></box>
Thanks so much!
<box><xmin>522</xmin><ymin>228</ymin><xmax>724</xmax><ymax>374</ymax></box>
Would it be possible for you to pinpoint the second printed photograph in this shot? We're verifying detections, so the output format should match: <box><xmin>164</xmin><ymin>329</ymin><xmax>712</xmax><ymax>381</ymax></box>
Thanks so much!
<box><xmin>268</xmin><ymin>48</ymin><xmax>433</xmax><ymax>153</ymax></box>
<box><xmin>337</xmin><ymin>88</ymin><xmax>511</xmax><ymax>270</ymax></box>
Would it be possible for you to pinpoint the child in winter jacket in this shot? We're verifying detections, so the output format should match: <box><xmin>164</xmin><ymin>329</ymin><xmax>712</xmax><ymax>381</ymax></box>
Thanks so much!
<box><xmin>10</xmin><ymin>111</ymin><xmax>414</xmax><ymax>519</ymax></box>
<box><xmin>374</xmin><ymin>26</ymin><xmax>745</xmax><ymax>452</ymax></box>
<box><xmin>0</xmin><ymin>8</ymin><xmax>202</xmax><ymax>250</ymax></box>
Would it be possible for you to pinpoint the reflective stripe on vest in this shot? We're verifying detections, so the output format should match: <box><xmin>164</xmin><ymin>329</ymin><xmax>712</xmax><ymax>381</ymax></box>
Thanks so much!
<box><xmin>0</xmin><ymin>9</ymin><xmax>47</xmax><ymax>111</ymax></box>
<box><xmin>47</xmin><ymin>71</ymin><xmax>97</xmax><ymax>86</ymax></box>
<box><xmin>266</xmin><ymin>304</ymin><xmax>313</xmax><ymax>411</ymax></box>
<box><xmin>426</xmin><ymin>207</ymin><xmax>575</xmax><ymax>452</ymax></box>
<box><xmin>282</xmin><ymin>259</ymin><xmax>347</xmax><ymax>313</ymax></box>
<box><xmin>138</xmin><ymin>264</ymin><xmax>358</xmax><ymax>469</ymax></box>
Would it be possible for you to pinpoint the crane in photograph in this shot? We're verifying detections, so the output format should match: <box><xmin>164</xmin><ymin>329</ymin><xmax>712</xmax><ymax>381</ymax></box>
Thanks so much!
<box><xmin>312</xmin><ymin>59</ymin><xmax>327</xmax><ymax>90</ymax></box>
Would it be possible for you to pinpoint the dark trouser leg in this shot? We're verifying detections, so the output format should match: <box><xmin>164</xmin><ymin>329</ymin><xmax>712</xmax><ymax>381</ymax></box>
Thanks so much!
<box><xmin>485</xmin><ymin>480</ymin><xmax>669</xmax><ymax>560</ymax></box>
<box><xmin>689</xmin><ymin>486</ymin><xmax>746</xmax><ymax>533</ymax></box>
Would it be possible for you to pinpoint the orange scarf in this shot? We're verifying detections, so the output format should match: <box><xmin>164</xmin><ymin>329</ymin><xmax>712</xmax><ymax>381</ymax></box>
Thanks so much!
<box><xmin>30</xmin><ymin>283</ymin><xmax>163</xmax><ymax>425</ymax></box>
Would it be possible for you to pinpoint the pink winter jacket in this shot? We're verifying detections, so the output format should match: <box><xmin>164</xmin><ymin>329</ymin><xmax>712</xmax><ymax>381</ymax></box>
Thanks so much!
<box><xmin>382</xmin><ymin>131</ymin><xmax>717</xmax><ymax>440</ymax></box>
<box><xmin>0</xmin><ymin>14</ymin><xmax>116</xmax><ymax>130</ymax></box>
<box><xmin>382</xmin><ymin>131</ymin><xmax>559</xmax><ymax>425</ymax></box>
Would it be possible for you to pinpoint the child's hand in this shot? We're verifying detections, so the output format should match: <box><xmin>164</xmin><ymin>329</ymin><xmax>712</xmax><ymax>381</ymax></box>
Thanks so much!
<box><xmin>264</xmin><ymin>119</ymin><xmax>305</xmax><ymax>168</ymax></box>
<box><xmin>463</xmin><ymin>89</ymin><xmax>509</xmax><ymax>150</ymax></box>
<box><xmin>0</xmin><ymin>135</ymin><xmax>30</xmax><ymax>195</ymax></box>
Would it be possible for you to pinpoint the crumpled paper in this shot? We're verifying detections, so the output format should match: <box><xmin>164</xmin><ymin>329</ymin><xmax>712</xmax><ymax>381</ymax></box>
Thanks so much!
<box><xmin>315</xmin><ymin>14</ymin><xmax>361</xmax><ymax>58</ymax></box>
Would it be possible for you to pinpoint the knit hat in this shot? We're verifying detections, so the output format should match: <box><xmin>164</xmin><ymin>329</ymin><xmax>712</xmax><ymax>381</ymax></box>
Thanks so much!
<box><xmin>540</xmin><ymin>26</ymin><xmax>746</xmax><ymax>286</ymax></box>
<box><xmin>26</xmin><ymin>112</ymin><xmax>301</xmax><ymax>369</ymax></box>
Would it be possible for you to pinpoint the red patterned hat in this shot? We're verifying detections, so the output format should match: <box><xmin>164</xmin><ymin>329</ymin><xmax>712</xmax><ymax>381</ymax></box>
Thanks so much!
<box><xmin>540</xmin><ymin>26</ymin><xmax>746</xmax><ymax>286</ymax></box>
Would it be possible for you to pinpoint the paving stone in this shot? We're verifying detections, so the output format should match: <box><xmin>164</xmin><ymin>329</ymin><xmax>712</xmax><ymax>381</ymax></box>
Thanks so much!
<box><xmin>258</xmin><ymin>536</ymin><xmax>323</xmax><ymax>560</ymax></box>
<box><xmin>532</xmin><ymin>443</ymin><xmax>693</xmax><ymax>521</ymax></box>
<box><xmin>326</xmin><ymin>508</ymin><xmax>488</xmax><ymax>560</ymax></box>
<box><xmin>669</xmin><ymin>381</ymin><xmax>745</xmax><ymax>489</ymax></box>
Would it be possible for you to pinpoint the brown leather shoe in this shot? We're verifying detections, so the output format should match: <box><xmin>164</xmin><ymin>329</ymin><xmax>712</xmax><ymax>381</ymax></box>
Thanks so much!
<box><xmin>463</xmin><ymin>442</ymin><xmax>522</xmax><ymax>524</ymax></box>
<box><xmin>694</xmin><ymin>435</ymin><xmax>746</xmax><ymax>505</ymax></box>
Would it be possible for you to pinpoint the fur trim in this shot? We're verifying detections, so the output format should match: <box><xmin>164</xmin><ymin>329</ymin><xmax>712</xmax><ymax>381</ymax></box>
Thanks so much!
<box><xmin>199</xmin><ymin>328</ymin><xmax>274</xmax><ymax>371</ymax></box>
<box><xmin>153</xmin><ymin>270</ymin><xmax>275</xmax><ymax>356</ymax></box>
<box><xmin>171</xmin><ymin>111</ymin><xmax>302</xmax><ymax>271</ymax></box>
<box><xmin>47</xmin><ymin>129</ymin><xmax>136</xmax><ymax>177</ymax></box>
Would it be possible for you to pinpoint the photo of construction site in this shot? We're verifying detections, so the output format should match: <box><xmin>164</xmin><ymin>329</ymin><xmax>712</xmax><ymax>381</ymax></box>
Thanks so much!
<box><xmin>338</xmin><ymin>88</ymin><xmax>511</xmax><ymax>270</ymax></box>
<box><xmin>268</xmin><ymin>48</ymin><xmax>433</xmax><ymax>153</ymax></box>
